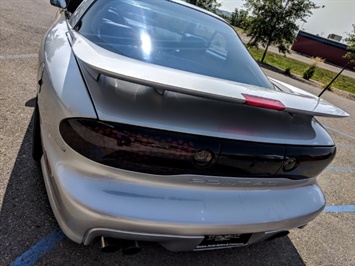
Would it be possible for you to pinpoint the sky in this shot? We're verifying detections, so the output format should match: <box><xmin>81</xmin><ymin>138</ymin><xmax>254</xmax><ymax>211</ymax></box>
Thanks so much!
<box><xmin>220</xmin><ymin>0</ymin><xmax>355</xmax><ymax>42</ymax></box>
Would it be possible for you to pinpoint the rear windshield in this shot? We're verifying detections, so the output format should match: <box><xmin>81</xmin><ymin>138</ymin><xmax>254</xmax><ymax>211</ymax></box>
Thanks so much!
<box><xmin>78</xmin><ymin>0</ymin><xmax>273</xmax><ymax>89</ymax></box>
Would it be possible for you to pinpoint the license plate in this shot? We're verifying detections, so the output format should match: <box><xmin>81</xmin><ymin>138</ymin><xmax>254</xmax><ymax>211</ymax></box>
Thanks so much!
<box><xmin>194</xmin><ymin>234</ymin><xmax>251</xmax><ymax>251</ymax></box>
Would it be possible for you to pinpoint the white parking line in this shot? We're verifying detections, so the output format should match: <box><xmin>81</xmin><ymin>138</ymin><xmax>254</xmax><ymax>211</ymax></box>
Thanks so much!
<box><xmin>326</xmin><ymin>166</ymin><xmax>355</xmax><ymax>173</ymax></box>
<box><xmin>324</xmin><ymin>126</ymin><xmax>355</xmax><ymax>140</ymax></box>
<box><xmin>336</xmin><ymin>144</ymin><xmax>355</xmax><ymax>148</ymax></box>
<box><xmin>0</xmin><ymin>54</ymin><xmax>37</xmax><ymax>60</ymax></box>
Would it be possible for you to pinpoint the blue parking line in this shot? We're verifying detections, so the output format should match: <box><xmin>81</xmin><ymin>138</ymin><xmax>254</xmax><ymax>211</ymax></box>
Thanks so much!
<box><xmin>324</xmin><ymin>126</ymin><xmax>355</xmax><ymax>140</ymax></box>
<box><xmin>323</xmin><ymin>205</ymin><xmax>355</xmax><ymax>213</ymax></box>
<box><xmin>10</xmin><ymin>228</ymin><xmax>65</xmax><ymax>266</ymax></box>
<box><xmin>326</xmin><ymin>166</ymin><xmax>355</xmax><ymax>173</ymax></box>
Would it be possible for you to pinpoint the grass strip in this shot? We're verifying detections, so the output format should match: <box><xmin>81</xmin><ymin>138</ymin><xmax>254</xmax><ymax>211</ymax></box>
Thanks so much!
<box><xmin>247</xmin><ymin>47</ymin><xmax>355</xmax><ymax>94</ymax></box>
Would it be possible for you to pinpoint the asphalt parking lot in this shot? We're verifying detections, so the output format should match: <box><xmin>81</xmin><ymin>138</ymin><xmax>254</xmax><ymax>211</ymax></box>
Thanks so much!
<box><xmin>0</xmin><ymin>1</ymin><xmax>354</xmax><ymax>265</ymax></box>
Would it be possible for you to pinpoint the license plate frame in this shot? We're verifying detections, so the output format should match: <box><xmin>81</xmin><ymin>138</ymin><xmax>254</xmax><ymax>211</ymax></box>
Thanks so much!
<box><xmin>194</xmin><ymin>234</ymin><xmax>251</xmax><ymax>251</ymax></box>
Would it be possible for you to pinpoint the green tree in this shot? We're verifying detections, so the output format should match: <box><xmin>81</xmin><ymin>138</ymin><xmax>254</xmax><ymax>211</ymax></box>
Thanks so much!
<box><xmin>230</xmin><ymin>8</ymin><xmax>238</xmax><ymax>26</ymax></box>
<box><xmin>230</xmin><ymin>8</ymin><xmax>249</xmax><ymax>29</ymax></box>
<box><xmin>344</xmin><ymin>25</ymin><xmax>355</xmax><ymax>67</ymax></box>
<box><xmin>185</xmin><ymin>0</ymin><xmax>221</xmax><ymax>13</ymax></box>
<box><xmin>244</xmin><ymin>0</ymin><xmax>319</xmax><ymax>62</ymax></box>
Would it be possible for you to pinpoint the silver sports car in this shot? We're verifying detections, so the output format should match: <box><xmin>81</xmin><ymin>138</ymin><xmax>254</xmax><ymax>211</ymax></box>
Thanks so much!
<box><xmin>34</xmin><ymin>0</ymin><xmax>349</xmax><ymax>252</ymax></box>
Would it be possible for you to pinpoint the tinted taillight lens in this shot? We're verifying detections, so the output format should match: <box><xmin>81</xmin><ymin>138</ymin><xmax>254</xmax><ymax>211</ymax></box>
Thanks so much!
<box><xmin>279</xmin><ymin>146</ymin><xmax>336</xmax><ymax>179</ymax></box>
<box><xmin>59</xmin><ymin>119</ymin><xmax>220</xmax><ymax>175</ymax></box>
<box><xmin>59</xmin><ymin>119</ymin><xmax>335</xmax><ymax>179</ymax></box>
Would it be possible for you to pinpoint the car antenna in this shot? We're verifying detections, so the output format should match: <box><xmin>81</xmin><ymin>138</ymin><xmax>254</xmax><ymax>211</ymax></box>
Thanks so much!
<box><xmin>318</xmin><ymin>62</ymin><xmax>350</xmax><ymax>97</ymax></box>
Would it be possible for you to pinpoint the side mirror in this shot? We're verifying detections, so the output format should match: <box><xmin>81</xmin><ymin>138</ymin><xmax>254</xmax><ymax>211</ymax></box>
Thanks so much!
<box><xmin>50</xmin><ymin>0</ymin><xmax>67</xmax><ymax>9</ymax></box>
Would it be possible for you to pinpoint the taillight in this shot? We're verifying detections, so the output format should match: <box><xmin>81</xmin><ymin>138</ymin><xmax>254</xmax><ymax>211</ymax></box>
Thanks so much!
<box><xmin>59</xmin><ymin>119</ymin><xmax>219</xmax><ymax>175</ymax></box>
<box><xmin>59</xmin><ymin>119</ymin><xmax>335</xmax><ymax>179</ymax></box>
<box><xmin>242</xmin><ymin>94</ymin><xmax>285</xmax><ymax>111</ymax></box>
<box><xmin>279</xmin><ymin>146</ymin><xmax>336</xmax><ymax>179</ymax></box>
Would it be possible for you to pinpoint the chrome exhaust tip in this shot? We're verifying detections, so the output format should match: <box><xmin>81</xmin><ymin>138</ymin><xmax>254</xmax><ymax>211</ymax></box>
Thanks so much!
<box><xmin>122</xmin><ymin>240</ymin><xmax>141</xmax><ymax>255</ymax></box>
<box><xmin>100</xmin><ymin>237</ymin><xmax>122</xmax><ymax>253</ymax></box>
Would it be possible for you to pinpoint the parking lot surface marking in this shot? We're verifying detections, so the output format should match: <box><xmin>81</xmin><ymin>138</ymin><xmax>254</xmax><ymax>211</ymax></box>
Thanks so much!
<box><xmin>0</xmin><ymin>54</ymin><xmax>37</xmax><ymax>60</ymax></box>
<box><xmin>324</xmin><ymin>125</ymin><xmax>355</xmax><ymax>140</ymax></box>
<box><xmin>323</xmin><ymin>205</ymin><xmax>355</xmax><ymax>213</ymax></box>
<box><xmin>336</xmin><ymin>144</ymin><xmax>355</xmax><ymax>148</ymax></box>
<box><xmin>325</xmin><ymin>166</ymin><xmax>355</xmax><ymax>173</ymax></box>
<box><xmin>10</xmin><ymin>228</ymin><xmax>65</xmax><ymax>266</ymax></box>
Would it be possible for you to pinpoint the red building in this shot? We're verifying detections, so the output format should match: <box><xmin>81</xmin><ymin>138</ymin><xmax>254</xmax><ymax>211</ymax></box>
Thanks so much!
<box><xmin>291</xmin><ymin>31</ymin><xmax>354</xmax><ymax>70</ymax></box>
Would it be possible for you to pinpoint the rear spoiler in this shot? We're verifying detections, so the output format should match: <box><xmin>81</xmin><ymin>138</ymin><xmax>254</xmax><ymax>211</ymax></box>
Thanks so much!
<box><xmin>71</xmin><ymin>32</ymin><xmax>349</xmax><ymax>118</ymax></box>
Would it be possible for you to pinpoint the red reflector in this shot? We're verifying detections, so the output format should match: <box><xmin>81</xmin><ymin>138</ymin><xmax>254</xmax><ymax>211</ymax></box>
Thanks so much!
<box><xmin>242</xmin><ymin>94</ymin><xmax>285</xmax><ymax>111</ymax></box>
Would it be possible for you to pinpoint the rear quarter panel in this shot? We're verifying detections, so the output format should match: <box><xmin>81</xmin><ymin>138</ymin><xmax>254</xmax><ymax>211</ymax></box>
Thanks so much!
<box><xmin>38</xmin><ymin>13</ymin><xmax>96</xmax><ymax>150</ymax></box>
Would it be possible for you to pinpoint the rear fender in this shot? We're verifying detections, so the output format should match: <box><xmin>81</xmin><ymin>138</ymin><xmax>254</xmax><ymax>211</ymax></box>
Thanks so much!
<box><xmin>38</xmin><ymin>15</ymin><xmax>96</xmax><ymax>151</ymax></box>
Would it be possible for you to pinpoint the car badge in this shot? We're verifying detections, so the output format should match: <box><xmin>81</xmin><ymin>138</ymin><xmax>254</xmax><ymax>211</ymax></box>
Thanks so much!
<box><xmin>193</xmin><ymin>149</ymin><xmax>214</xmax><ymax>167</ymax></box>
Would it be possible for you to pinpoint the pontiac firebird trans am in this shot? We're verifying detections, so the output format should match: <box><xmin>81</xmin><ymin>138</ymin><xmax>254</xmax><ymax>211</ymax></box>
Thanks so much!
<box><xmin>33</xmin><ymin>0</ymin><xmax>349</xmax><ymax>252</ymax></box>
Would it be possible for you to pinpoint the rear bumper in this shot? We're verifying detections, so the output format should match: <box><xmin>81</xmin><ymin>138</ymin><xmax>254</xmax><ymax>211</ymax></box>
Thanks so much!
<box><xmin>41</xmin><ymin>126</ymin><xmax>325</xmax><ymax>251</ymax></box>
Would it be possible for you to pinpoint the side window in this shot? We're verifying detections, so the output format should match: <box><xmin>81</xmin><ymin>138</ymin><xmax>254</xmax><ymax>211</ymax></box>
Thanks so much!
<box><xmin>208</xmin><ymin>33</ymin><xmax>228</xmax><ymax>59</ymax></box>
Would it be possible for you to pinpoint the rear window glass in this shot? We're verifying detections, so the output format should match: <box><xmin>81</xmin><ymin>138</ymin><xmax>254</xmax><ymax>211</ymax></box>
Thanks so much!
<box><xmin>78</xmin><ymin>0</ymin><xmax>273</xmax><ymax>89</ymax></box>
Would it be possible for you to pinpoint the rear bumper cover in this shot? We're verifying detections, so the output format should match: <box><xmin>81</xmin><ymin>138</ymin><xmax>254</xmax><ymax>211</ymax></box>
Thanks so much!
<box><xmin>41</xmin><ymin>126</ymin><xmax>325</xmax><ymax>251</ymax></box>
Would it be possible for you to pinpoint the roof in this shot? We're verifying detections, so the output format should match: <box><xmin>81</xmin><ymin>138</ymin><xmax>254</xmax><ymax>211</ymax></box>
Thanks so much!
<box><xmin>297</xmin><ymin>30</ymin><xmax>348</xmax><ymax>50</ymax></box>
